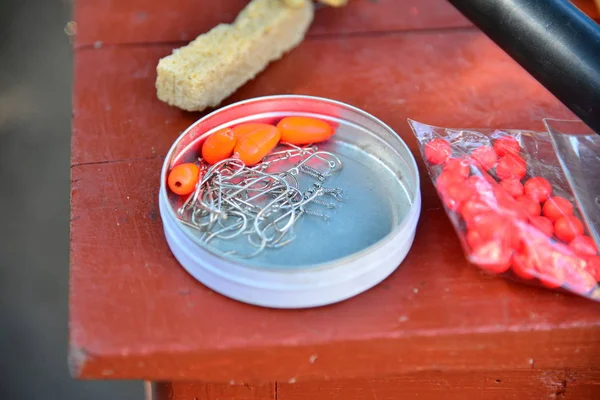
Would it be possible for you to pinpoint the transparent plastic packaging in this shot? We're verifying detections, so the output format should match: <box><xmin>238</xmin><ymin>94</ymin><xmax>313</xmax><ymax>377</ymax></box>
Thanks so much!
<box><xmin>408</xmin><ymin>119</ymin><xmax>600</xmax><ymax>301</ymax></box>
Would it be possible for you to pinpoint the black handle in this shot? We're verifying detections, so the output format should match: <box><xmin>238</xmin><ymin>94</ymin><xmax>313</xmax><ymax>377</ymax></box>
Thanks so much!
<box><xmin>447</xmin><ymin>0</ymin><xmax>600</xmax><ymax>135</ymax></box>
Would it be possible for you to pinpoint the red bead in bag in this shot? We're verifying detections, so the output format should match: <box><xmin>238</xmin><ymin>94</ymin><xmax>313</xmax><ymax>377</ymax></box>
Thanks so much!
<box><xmin>408</xmin><ymin>120</ymin><xmax>600</xmax><ymax>301</ymax></box>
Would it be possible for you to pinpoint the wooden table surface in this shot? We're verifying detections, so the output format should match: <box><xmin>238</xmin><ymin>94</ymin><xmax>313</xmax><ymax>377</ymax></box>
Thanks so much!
<box><xmin>69</xmin><ymin>0</ymin><xmax>600</xmax><ymax>396</ymax></box>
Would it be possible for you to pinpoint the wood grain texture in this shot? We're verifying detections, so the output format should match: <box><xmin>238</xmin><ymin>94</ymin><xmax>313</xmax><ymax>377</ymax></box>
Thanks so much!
<box><xmin>72</xmin><ymin>30</ymin><xmax>576</xmax><ymax>165</ymax></box>
<box><xmin>71</xmin><ymin>0</ymin><xmax>599</xmax><ymax>50</ymax></box>
<box><xmin>150</xmin><ymin>369</ymin><xmax>600</xmax><ymax>399</ymax></box>
<box><xmin>154</xmin><ymin>382</ymin><xmax>275</xmax><ymax>400</ymax></box>
<box><xmin>72</xmin><ymin>0</ymin><xmax>470</xmax><ymax>48</ymax></box>
<box><xmin>69</xmin><ymin>157</ymin><xmax>600</xmax><ymax>381</ymax></box>
<box><xmin>71</xmin><ymin>46</ymin><xmax>198</xmax><ymax>166</ymax></box>
<box><xmin>277</xmin><ymin>370</ymin><xmax>600</xmax><ymax>400</ymax></box>
<box><xmin>70</xmin><ymin>0</ymin><xmax>600</xmax><ymax>384</ymax></box>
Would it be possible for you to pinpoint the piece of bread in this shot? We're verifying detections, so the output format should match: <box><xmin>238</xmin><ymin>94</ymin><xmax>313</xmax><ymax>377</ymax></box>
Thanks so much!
<box><xmin>282</xmin><ymin>0</ymin><xmax>308</xmax><ymax>7</ymax></box>
<box><xmin>156</xmin><ymin>0</ymin><xmax>314</xmax><ymax>112</ymax></box>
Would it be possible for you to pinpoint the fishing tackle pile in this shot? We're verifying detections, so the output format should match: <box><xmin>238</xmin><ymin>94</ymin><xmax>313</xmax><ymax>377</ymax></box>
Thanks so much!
<box><xmin>166</xmin><ymin>116</ymin><xmax>344</xmax><ymax>258</ymax></box>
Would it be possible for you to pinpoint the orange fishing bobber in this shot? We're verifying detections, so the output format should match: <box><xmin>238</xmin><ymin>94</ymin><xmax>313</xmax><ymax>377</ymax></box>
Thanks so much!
<box><xmin>201</xmin><ymin>127</ymin><xmax>237</xmax><ymax>165</ymax></box>
<box><xmin>167</xmin><ymin>162</ymin><xmax>201</xmax><ymax>196</ymax></box>
<box><xmin>233</xmin><ymin>124</ymin><xmax>281</xmax><ymax>166</ymax></box>
<box><xmin>232</xmin><ymin>122</ymin><xmax>276</xmax><ymax>140</ymax></box>
<box><xmin>277</xmin><ymin>116</ymin><xmax>334</xmax><ymax>145</ymax></box>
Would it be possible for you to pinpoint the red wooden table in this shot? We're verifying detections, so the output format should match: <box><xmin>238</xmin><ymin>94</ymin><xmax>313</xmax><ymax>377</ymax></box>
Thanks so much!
<box><xmin>69</xmin><ymin>1</ymin><xmax>600</xmax><ymax>399</ymax></box>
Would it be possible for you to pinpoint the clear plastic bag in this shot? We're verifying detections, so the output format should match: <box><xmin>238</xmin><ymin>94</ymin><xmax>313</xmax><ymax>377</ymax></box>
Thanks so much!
<box><xmin>407</xmin><ymin>119</ymin><xmax>600</xmax><ymax>301</ymax></box>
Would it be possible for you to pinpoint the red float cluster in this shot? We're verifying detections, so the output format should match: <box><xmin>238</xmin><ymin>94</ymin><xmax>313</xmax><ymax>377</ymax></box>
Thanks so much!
<box><xmin>424</xmin><ymin>135</ymin><xmax>599</xmax><ymax>295</ymax></box>
<box><xmin>166</xmin><ymin>117</ymin><xmax>335</xmax><ymax>196</ymax></box>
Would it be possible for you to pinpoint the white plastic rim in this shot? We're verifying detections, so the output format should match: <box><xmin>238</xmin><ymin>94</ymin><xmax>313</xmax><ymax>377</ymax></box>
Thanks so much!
<box><xmin>160</xmin><ymin>191</ymin><xmax>421</xmax><ymax>308</ymax></box>
<box><xmin>159</xmin><ymin>95</ymin><xmax>421</xmax><ymax>309</ymax></box>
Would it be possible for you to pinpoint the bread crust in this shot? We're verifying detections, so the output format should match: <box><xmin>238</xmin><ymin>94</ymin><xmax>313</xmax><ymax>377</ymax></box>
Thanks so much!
<box><xmin>156</xmin><ymin>0</ymin><xmax>314</xmax><ymax>112</ymax></box>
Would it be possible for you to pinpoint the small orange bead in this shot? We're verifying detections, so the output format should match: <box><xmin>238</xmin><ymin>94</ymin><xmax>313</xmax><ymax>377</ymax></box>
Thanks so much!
<box><xmin>201</xmin><ymin>127</ymin><xmax>237</xmax><ymax>165</ymax></box>
<box><xmin>233</xmin><ymin>124</ymin><xmax>281</xmax><ymax>166</ymax></box>
<box><xmin>277</xmin><ymin>116</ymin><xmax>334</xmax><ymax>145</ymax></box>
<box><xmin>167</xmin><ymin>163</ymin><xmax>200</xmax><ymax>196</ymax></box>
<box><xmin>232</xmin><ymin>122</ymin><xmax>276</xmax><ymax>140</ymax></box>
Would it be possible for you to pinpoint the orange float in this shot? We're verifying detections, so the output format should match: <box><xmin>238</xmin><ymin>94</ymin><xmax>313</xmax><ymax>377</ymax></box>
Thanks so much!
<box><xmin>201</xmin><ymin>127</ymin><xmax>237</xmax><ymax>165</ymax></box>
<box><xmin>167</xmin><ymin>163</ymin><xmax>201</xmax><ymax>195</ymax></box>
<box><xmin>233</xmin><ymin>124</ymin><xmax>281</xmax><ymax>166</ymax></box>
<box><xmin>277</xmin><ymin>116</ymin><xmax>334</xmax><ymax>145</ymax></box>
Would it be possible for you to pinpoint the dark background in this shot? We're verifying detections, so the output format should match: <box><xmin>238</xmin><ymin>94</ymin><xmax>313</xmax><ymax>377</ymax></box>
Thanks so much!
<box><xmin>0</xmin><ymin>0</ymin><xmax>143</xmax><ymax>398</ymax></box>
